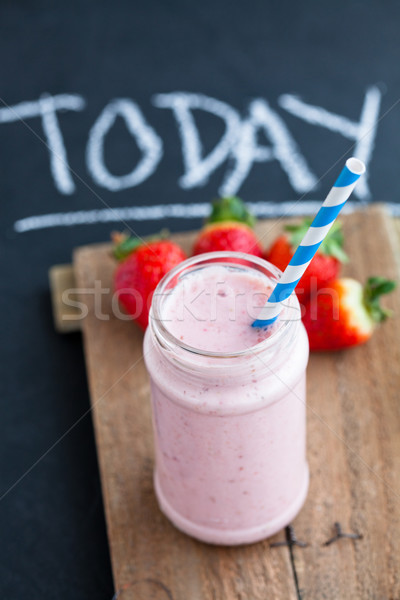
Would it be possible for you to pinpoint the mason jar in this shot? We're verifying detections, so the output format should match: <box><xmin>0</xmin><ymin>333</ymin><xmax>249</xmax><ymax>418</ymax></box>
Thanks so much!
<box><xmin>143</xmin><ymin>252</ymin><xmax>309</xmax><ymax>545</ymax></box>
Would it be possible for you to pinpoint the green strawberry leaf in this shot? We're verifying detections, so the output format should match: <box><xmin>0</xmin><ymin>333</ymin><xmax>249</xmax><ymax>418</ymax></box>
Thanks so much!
<box><xmin>363</xmin><ymin>276</ymin><xmax>397</xmax><ymax>323</ymax></box>
<box><xmin>207</xmin><ymin>196</ymin><xmax>256</xmax><ymax>227</ymax></box>
<box><xmin>113</xmin><ymin>229</ymin><xmax>170</xmax><ymax>261</ymax></box>
<box><xmin>113</xmin><ymin>235</ymin><xmax>142</xmax><ymax>260</ymax></box>
<box><xmin>285</xmin><ymin>219</ymin><xmax>348</xmax><ymax>263</ymax></box>
<box><xmin>366</xmin><ymin>276</ymin><xmax>397</xmax><ymax>297</ymax></box>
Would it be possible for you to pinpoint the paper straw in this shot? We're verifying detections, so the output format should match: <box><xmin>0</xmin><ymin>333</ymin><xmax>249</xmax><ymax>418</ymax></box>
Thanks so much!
<box><xmin>252</xmin><ymin>157</ymin><xmax>366</xmax><ymax>328</ymax></box>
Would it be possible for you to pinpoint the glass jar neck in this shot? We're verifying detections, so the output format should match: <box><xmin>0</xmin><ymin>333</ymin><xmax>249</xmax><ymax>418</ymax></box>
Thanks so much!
<box><xmin>149</xmin><ymin>252</ymin><xmax>302</xmax><ymax>383</ymax></box>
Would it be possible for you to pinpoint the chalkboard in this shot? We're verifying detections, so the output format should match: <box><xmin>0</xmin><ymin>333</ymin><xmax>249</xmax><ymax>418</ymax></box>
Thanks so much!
<box><xmin>1</xmin><ymin>1</ymin><xmax>400</xmax><ymax>598</ymax></box>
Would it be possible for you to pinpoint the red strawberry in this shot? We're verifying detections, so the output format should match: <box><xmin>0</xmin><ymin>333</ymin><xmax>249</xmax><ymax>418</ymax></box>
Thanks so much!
<box><xmin>265</xmin><ymin>219</ymin><xmax>348</xmax><ymax>300</ymax></box>
<box><xmin>302</xmin><ymin>277</ymin><xmax>396</xmax><ymax>351</ymax></box>
<box><xmin>113</xmin><ymin>235</ymin><xmax>187</xmax><ymax>330</ymax></box>
<box><xmin>192</xmin><ymin>196</ymin><xmax>263</xmax><ymax>257</ymax></box>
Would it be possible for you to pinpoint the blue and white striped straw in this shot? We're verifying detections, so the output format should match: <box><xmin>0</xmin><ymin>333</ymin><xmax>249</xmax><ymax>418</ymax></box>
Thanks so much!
<box><xmin>253</xmin><ymin>157</ymin><xmax>366</xmax><ymax>328</ymax></box>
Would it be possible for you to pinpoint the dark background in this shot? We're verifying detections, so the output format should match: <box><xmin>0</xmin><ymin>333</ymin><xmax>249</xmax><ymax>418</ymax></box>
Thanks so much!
<box><xmin>1</xmin><ymin>1</ymin><xmax>399</xmax><ymax>597</ymax></box>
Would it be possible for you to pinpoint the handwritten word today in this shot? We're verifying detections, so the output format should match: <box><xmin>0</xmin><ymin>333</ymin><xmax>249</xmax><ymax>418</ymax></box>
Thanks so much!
<box><xmin>0</xmin><ymin>88</ymin><xmax>381</xmax><ymax>201</ymax></box>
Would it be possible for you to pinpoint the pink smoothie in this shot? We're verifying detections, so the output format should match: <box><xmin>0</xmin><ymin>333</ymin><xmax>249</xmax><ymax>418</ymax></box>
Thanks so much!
<box><xmin>144</xmin><ymin>257</ymin><xmax>309</xmax><ymax>545</ymax></box>
<box><xmin>161</xmin><ymin>265</ymin><xmax>281</xmax><ymax>352</ymax></box>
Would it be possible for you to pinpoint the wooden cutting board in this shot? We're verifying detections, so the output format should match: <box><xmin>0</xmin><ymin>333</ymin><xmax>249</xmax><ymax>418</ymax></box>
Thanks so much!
<box><xmin>51</xmin><ymin>205</ymin><xmax>400</xmax><ymax>599</ymax></box>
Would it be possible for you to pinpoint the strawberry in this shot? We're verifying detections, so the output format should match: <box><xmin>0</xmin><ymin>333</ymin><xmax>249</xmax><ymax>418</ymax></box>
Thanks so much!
<box><xmin>192</xmin><ymin>196</ymin><xmax>263</xmax><ymax>257</ymax></box>
<box><xmin>265</xmin><ymin>219</ymin><xmax>348</xmax><ymax>300</ymax></box>
<box><xmin>302</xmin><ymin>277</ymin><xmax>396</xmax><ymax>351</ymax></box>
<box><xmin>113</xmin><ymin>235</ymin><xmax>187</xmax><ymax>330</ymax></box>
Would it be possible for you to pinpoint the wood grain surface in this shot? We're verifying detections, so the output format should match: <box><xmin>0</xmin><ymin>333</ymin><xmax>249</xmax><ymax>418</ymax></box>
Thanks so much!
<box><xmin>69</xmin><ymin>206</ymin><xmax>400</xmax><ymax>599</ymax></box>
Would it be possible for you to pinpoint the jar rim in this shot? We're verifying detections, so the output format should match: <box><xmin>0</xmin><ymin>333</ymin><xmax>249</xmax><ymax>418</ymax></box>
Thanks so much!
<box><xmin>149</xmin><ymin>251</ymin><xmax>301</xmax><ymax>361</ymax></box>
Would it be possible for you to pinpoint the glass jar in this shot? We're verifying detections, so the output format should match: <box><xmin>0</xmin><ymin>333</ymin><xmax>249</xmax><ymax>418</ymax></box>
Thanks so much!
<box><xmin>143</xmin><ymin>252</ymin><xmax>309</xmax><ymax>545</ymax></box>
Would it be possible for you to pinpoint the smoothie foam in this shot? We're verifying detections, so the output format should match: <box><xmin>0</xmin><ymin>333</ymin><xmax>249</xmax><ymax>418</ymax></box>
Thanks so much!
<box><xmin>161</xmin><ymin>265</ymin><xmax>280</xmax><ymax>352</ymax></box>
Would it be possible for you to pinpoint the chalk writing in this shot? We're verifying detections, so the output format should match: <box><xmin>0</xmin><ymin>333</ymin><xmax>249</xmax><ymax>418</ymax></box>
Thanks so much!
<box><xmin>0</xmin><ymin>87</ymin><xmax>384</xmax><ymax>232</ymax></box>
<box><xmin>17</xmin><ymin>199</ymin><xmax>397</xmax><ymax>233</ymax></box>
<box><xmin>153</xmin><ymin>92</ymin><xmax>241</xmax><ymax>189</ymax></box>
<box><xmin>279</xmin><ymin>86</ymin><xmax>381</xmax><ymax>200</ymax></box>
<box><xmin>221</xmin><ymin>99</ymin><xmax>317</xmax><ymax>196</ymax></box>
<box><xmin>86</xmin><ymin>99</ymin><xmax>163</xmax><ymax>191</ymax></box>
<box><xmin>0</xmin><ymin>93</ymin><xmax>85</xmax><ymax>194</ymax></box>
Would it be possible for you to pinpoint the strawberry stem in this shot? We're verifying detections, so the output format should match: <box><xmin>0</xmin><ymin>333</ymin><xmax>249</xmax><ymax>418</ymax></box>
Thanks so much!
<box><xmin>207</xmin><ymin>196</ymin><xmax>256</xmax><ymax>227</ymax></box>
<box><xmin>363</xmin><ymin>276</ymin><xmax>397</xmax><ymax>323</ymax></box>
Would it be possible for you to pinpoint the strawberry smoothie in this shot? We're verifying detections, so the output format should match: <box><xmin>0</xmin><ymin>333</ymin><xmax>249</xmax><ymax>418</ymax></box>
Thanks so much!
<box><xmin>144</xmin><ymin>252</ymin><xmax>309</xmax><ymax>545</ymax></box>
